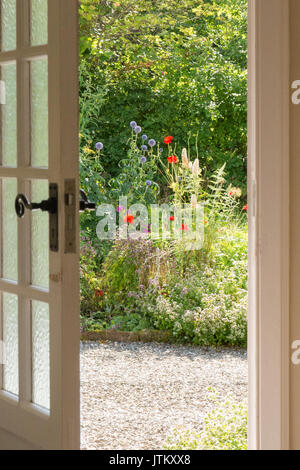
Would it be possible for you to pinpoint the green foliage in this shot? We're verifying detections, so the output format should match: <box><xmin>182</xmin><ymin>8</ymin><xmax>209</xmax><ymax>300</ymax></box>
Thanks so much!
<box><xmin>79</xmin><ymin>141</ymin><xmax>109</xmax><ymax>241</ymax></box>
<box><xmin>79</xmin><ymin>0</ymin><xmax>247</xmax><ymax>190</ymax></box>
<box><xmin>79</xmin><ymin>1</ymin><xmax>248</xmax><ymax>347</ymax></box>
<box><xmin>81</xmin><ymin>223</ymin><xmax>248</xmax><ymax>347</ymax></box>
<box><xmin>144</xmin><ymin>226</ymin><xmax>248</xmax><ymax>347</ymax></box>
<box><xmin>80</xmin><ymin>137</ymin><xmax>248</xmax><ymax>347</ymax></box>
<box><xmin>80</xmin><ymin>234</ymin><xmax>104</xmax><ymax>316</ymax></box>
<box><xmin>109</xmin><ymin>129</ymin><xmax>160</xmax><ymax>206</ymax></box>
<box><xmin>164</xmin><ymin>389</ymin><xmax>247</xmax><ymax>450</ymax></box>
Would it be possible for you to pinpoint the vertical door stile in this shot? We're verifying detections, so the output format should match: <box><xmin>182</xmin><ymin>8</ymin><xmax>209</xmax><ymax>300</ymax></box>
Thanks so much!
<box><xmin>48</xmin><ymin>0</ymin><xmax>80</xmax><ymax>449</ymax></box>
<box><xmin>16</xmin><ymin>0</ymin><xmax>31</xmax><ymax>408</ymax></box>
<box><xmin>47</xmin><ymin>0</ymin><xmax>60</xmax><ymax>428</ymax></box>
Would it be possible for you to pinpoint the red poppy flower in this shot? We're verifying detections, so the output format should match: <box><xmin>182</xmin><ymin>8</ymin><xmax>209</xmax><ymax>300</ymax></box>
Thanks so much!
<box><xmin>242</xmin><ymin>204</ymin><xmax>248</xmax><ymax>212</ymax></box>
<box><xmin>168</xmin><ymin>155</ymin><xmax>178</xmax><ymax>164</ymax></box>
<box><xmin>164</xmin><ymin>136</ymin><xmax>173</xmax><ymax>144</ymax></box>
<box><xmin>124</xmin><ymin>214</ymin><xmax>135</xmax><ymax>224</ymax></box>
<box><xmin>227</xmin><ymin>191</ymin><xmax>232</xmax><ymax>196</ymax></box>
<box><xmin>95</xmin><ymin>290</ymin><xmax>104</xmax><ymax>297</ymax></box>
<box><xmin>182</xmin><ymin>224</ymin><xmax>188</xmax><ymax>231</ymax></box>
<box><xmin>170</xmin><ymin>216</ymin><xmax>175</xmax><ymax>221</ymax></box>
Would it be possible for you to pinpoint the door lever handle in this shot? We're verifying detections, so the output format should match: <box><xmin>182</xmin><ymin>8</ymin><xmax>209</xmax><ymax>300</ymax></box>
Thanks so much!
<box><xmin>15</xmin><ymin>193</ymin><xmax>57</xmax><ymax>218</ymax></box>
<box><xmin>79</xmin><ymin>189</ymin><xmax>96</xmax><ymax>212</ymax></box>
<box><xmin>15</xmin><ymin>184</ymin><xmax>59</xmax><ymax>252</ymax></box>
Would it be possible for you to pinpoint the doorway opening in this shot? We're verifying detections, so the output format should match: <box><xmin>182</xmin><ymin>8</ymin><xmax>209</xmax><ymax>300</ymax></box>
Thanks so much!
<box><xmin>78</xmin><ymin>0</ymin><xmax>248</xmax><ymax>450</ymax></box>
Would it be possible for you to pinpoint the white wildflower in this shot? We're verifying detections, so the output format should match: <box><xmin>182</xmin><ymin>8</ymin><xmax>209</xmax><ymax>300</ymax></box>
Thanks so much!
<box><xmin>191</xmin><ymin>194</ymin><xmax>197</xmax><ymax>208</ymax></box>
<box><xmin>192</xmin><ymin>158</ymin><xmax>200</xmax><ymax>176</ymax></box>
<box><xmin>181</xmin><ymin>148</ymin><xmax>189</xmax><ymax>168</ymax></box>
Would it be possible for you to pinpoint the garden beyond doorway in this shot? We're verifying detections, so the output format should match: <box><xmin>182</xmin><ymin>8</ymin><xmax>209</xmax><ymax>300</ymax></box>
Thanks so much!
<box><xmin>79</xmin><ymin>0</ymin><xmax>248</xmax><ymax>450</ymax></box>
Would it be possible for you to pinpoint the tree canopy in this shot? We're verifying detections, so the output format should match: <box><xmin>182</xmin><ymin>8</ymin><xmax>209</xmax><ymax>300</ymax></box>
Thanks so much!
<box><xmin>79</xmin><ymin>0</ymin><xmax>247</xmax><ymax>191</ymax></box>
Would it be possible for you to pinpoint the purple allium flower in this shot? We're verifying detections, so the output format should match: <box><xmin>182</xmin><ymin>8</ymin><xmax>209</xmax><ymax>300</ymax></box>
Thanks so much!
<box><xmin>130</xmin><ymin>121</ymin><xmax>137</xmax><ymax>128</ymax></box>
<box><xmin>140</xmin><ymin>156</ymin><xmax>147</xmax><ymax>164</ymax></box>
<box><xmin>159</xmin><ymin>148</ymin><xmax>163</xmax><ymax>153</ymax></box>
<box><xmin>148</xmin><ymin>139</ymin><xmax>156</xmax><ymax>147</ymax></box>
<box><xmin>135</xmin><ymin>126</ymin><xmax>142</xmax><ymax>134</ymax></box>
<box><xmin>142</xmin><ymin>134</ymin><xmax>148</xmax><ymax>141</ymax></box>
<box><xmin>96</xmin><ymin>142</ymin><xmax>103</xmax><ymax>150</ymax></box>
<box><xmin>141</xmin><ymin>145</ymin><xmax>148</xmax><ymax>151</ymax></box>
<box><xmin>146</xmin><ymin>180</ymin><xmax>152</xmax><ymax>186</ymax></box>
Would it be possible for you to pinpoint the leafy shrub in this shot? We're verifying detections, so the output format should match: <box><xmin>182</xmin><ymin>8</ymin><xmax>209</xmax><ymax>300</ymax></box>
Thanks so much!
<box><xmin>142</xmin><ymin>226</ymin><xmax>248</xmax><ymax>347</ymax></box>
<box><xmin>82</xmin><ymin>224</ymin><xmax>247</xmax><ymax>347</ymax></box>
<box><xmin>79</xmin><ymin>125</ymin><xmax>248</xmax><ymax>346</ymax></box>
<box><xmin>80</xmin><ymin>233</ymin><xmax>104</xmax><ymax>316</ymax></box>
<box><xmin>78</xmin><ymin>0</ymin><xmax>248</xmax><ymax>347</ymax></box>
<box><xmin>108</xmin><ymin>127</ymin><xmax>160</xmax><ymax>207</ymax></box>
<box><xmin>164</xmin><ymin>390</ymin><xmax>247</xmax><ymax>450</ymax></box>
<box><xmin>97</xmin><ymin>237</ymin><xmax>176</xmax><ymax>315</ymax></box>
<box><xmin>79</xmin><ymin>0</ymin><xmax>247</xmax><ymax>191</ymax></box>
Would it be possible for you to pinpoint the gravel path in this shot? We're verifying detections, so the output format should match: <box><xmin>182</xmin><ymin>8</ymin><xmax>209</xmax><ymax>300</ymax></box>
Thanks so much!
<box><xmin>80</xmin><ymin>341</ymin><xmax>247</xmax><ymax>450</ymax></box>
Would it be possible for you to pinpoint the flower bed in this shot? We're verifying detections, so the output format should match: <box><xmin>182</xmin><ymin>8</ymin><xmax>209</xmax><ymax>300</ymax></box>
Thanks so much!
<box><xmin>80</xmin><ymin>125</ymin><xmax>248</xmax><ymax>348</ymax></box>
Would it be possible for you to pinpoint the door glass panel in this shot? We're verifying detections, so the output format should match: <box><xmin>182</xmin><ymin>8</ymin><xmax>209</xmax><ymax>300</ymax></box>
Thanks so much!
<box><xmin>31</xmin><ymin>59</ymin><xmax>48</xmax><ymax>168</ymax></box>
<box><xmin>31</xmin><ymin>0</ymin><xmax>48</xmax><ymax>46</ymax></box>
<box><xmin>31</xmin><ymin>179</ymin><xmax>49</xmax><ymax>289</ymax></box>
<box><xmin>0</xmin><ymin>0</ymin><xmax>16</xmax><ymax>51</ymax></box>
<box><xmin>2</xmin><ymin>292</ymin><xmax>18</xmax><ymax>396</ymax></box>
<box><xmin>32</xmin><ymin>300</ymin><xmax>49</xmax><ymax>409</ymax></box>
<box><xmin>1</xmin><ymin>63</ymin><xmax>17</xmax><ymax>167</ymax></box>
<box><xmin>2</xmin><ymin>178</ymin><xmax>17</xmax><ymax>280</ymax></box>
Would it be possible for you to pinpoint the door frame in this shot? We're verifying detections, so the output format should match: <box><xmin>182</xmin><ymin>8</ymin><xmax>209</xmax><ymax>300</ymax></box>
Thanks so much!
<box><xmin>0</xmin><ymin>0</ymin><xmax>293</xmax><ymax>451</ymax></box>
<box><xmin>248</xmin><ymin>0</ymin><xmax>290</xmax><ymax>450</ymax></box>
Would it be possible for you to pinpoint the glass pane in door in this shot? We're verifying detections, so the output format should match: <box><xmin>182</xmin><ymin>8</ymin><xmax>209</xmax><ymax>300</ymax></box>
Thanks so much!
<box><xmin>0</xmin><ymin>0</ymin><xmax>16</xmax><ymax>51</ymax></box>
<box><xmin>31</xmin><ymin>179</ymin><xmax>49</xmax><ymax>289</ymax></box>
<box><xmin>31</xmin><ymin>0</ymin><xmax>48</xmax><ymax>46</ymax></box>
<box><xmin>31</xmin><ymin>59</ymin><xmax>48</xmax><ymax>168</ymax></box>
<box><xmin>0</xmin><ymin>63</ymin><xmax>17</xmax><ymax>167</ymax></box>
<box><xmin>2</xmin><ymin>292</ymin><xmax>18</xmax><ymax>395</ymax></box>
<box><xmin>2</xmin><ymin>177</ymin><xmax>18</xmax><ymax>280</ymax></box>
<box><xmin>32</xmin><ymin>300</ymin><xmax>49</xmax><ymax>409</ymax></box>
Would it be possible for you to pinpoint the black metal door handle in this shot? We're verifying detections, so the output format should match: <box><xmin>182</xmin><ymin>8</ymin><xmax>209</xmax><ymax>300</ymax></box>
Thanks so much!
<box><xmin>15</xmin><ymin>184</ymin><xmax>59</xmax><ymax>252</ymax></box>
<box><xmin>79</xmin><ymin>189</ymin><xmax>96</xmax><ymax>212</ymax></box>
<box><xmin>15</xmin><ymin>193</ymin><xmax>57</xmax><ymax>218</ymax></box>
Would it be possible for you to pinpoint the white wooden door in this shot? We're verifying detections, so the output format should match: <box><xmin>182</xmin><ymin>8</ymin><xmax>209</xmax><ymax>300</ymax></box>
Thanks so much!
<box><xmin>248</xmin><ymin>0</ymin><xmax>290</xmax><ymax>449</ymax></box>
<box><xmin>0</xmin><ymin>0</ymin><xmax>80</xmax><ymax>449</ymax></box>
